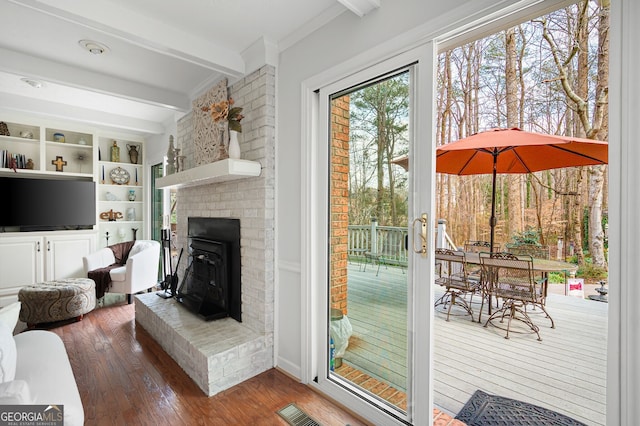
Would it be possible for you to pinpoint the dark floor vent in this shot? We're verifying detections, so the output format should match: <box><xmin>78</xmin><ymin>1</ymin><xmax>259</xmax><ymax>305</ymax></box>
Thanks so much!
<box><xmin>276</xmin><ymin>403</ymin><xmax>321</xmax><ymax>426</ymax></box>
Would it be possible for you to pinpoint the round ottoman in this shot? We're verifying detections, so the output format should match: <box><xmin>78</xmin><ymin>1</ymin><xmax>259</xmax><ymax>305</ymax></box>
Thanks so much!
<box><xmin>18</xmin><ymin>278</ymin><xmax>96</xmax><ymax>327</ymax></box>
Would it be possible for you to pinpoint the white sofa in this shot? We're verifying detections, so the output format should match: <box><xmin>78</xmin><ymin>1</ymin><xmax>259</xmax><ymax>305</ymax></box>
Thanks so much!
<box><xmin>83</xmin><ymin>240</ymin><xmax>161</xmax><ymax>303</ymax></box>
<box><xmin>0</xmin><ymin>302</ymin><xmax>84</xmax><ymax>426</ymax></box>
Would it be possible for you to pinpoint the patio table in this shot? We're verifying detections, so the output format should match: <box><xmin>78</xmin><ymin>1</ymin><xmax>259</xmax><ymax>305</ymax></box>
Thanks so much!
<box><xmin>458</xmin><ymin>251</ymin><xmax>578</xmax><ymax>321</ymax></box>
<box><xmin>462</xmin><ymin>252</ymin><xmax>578</xmax><ymax>274</ymax></box>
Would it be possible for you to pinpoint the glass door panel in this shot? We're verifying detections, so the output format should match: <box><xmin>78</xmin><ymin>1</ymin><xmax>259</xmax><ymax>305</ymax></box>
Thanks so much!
<box><xmin>328</xmin><ymin>70</ymin><xmax>411</xmax><ymax>414</ymax></box>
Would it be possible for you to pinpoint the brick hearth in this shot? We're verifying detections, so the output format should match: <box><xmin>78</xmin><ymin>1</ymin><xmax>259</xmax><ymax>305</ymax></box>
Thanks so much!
<box><xmin>135</xmin><ymin>293</ymin><xmax>269</xmax><ymax>396</ymax></box>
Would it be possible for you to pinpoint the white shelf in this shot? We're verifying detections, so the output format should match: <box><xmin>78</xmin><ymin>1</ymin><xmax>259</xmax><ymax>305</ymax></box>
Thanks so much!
<box><xmin>156</xmin><ymin>158</ymin><xmax>261</xmax><ymax>189</ymax></box>
<box><xmin>0</xmin><ymin>168</ymin><xmax>93</xmax><ymax>179</ymax></box>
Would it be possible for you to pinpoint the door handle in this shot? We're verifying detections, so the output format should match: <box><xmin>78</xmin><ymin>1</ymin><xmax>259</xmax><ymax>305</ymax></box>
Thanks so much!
<box><xmin>412</xmin><ymin>213</ymin><xmax>428</xmax><ymax>258</ymax></box>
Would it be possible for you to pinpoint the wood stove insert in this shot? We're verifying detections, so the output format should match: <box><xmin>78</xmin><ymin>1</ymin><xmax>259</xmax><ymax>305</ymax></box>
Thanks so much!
<box><xmin>176</xmin><ymin>217</ymin><xmax>241</xmax><ymax>322</ymax></box>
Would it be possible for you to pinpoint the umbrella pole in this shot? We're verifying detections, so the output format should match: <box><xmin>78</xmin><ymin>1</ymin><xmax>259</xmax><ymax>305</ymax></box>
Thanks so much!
<box><xmin>490</xmin><ymin>152</ymin><xmax>498</xmax><ymax>253</ymax></box>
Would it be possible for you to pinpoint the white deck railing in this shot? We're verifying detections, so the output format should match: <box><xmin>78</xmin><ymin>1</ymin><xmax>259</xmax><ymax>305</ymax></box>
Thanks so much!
<box><xmin>347</xmin><ymin>218</ymin><xmax>456</xmax><ymax>265</ymax></box>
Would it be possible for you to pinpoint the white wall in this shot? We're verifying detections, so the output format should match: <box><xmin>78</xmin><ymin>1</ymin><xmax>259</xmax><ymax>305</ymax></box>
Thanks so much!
<box><xmin>276</xmin><ymin>0</ymin><xmax>640</xmax><ymax>423</ymax></box>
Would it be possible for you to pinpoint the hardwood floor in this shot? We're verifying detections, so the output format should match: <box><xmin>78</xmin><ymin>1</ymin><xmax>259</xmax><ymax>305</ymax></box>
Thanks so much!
<box><xmin>44</xmin><ymin>300</ymin><xmax>368</xmax><ymax>426</ymax></box>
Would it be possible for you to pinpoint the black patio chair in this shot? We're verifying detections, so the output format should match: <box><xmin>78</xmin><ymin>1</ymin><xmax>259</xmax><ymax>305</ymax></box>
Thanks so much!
<box><xmin>480</xmin><ymin>252</ymin><xmax>554</xmax><ymax>341</ymax></box>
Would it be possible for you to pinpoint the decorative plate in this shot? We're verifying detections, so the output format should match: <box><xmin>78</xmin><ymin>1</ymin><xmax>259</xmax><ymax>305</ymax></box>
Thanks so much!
<box><xmin>109</xmin><ymin>166</ymin><xmax>130</xmax><ymax>185</ymax></box>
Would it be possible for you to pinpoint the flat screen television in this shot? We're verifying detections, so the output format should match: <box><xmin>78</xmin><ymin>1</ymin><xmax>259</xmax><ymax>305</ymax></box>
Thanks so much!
<box><xmin>0</xmin><ymin>177</ymin><xmax>96</xmax><ymax>232</ymax></box>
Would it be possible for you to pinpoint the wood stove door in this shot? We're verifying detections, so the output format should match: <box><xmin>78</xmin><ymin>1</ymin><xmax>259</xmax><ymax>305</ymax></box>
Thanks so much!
<box><xmin>178</xmin><ymin>241</ymin><xmax>229</xmax><ymax>321</ymax></box>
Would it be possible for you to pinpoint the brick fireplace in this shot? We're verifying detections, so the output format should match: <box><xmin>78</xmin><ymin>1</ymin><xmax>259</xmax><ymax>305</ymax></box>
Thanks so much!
<box><xmin>135</xmin><ymin>65</ymin><xmax>275</xmax><ymax>397</ymax></box>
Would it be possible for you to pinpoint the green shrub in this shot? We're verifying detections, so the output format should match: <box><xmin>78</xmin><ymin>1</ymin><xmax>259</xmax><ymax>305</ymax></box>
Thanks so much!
<box><xmin>547</xmin><ymin>271</ymin><xmax>566</xmax><ymax>284</ymax></box>
<box><xmin>576</xmin><ymin>263</ymin><xmax>608</xmax><ymax>281</ymax></box>
<box><xmin>510</xmin><ymin>227</ymin><xmax>541</xmax><ymax>245</ymax></box>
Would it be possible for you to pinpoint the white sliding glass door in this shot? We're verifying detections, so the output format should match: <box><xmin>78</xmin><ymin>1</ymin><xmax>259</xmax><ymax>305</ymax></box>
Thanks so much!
<box><xmin>307</xmin><ymin>43</ymin><xmax>437</xmax><ymax>425</ymax></box>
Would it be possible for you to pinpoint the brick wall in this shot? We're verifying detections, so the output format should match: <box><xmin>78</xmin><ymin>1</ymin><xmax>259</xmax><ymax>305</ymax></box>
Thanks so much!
<box><xmin>173</xmin><ymin>65</ymin><xmax>275</xmax><ymax>383</ymax></box>
<box><xmin>330</xmin><ymin>95</ymin><xmax>350</xmax><ymax>315</ymax></box>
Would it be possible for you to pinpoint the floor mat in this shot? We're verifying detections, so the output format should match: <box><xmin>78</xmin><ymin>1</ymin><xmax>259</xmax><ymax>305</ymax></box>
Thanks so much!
<box><xmin>277</xmin><ymin>403</ymin><xmax>322</xmax><ymax>426</ymax></box>
<box><xmin>455</xmin><ymin>390</ymin><xmax>587</xmax><ymax>426</ymax></box>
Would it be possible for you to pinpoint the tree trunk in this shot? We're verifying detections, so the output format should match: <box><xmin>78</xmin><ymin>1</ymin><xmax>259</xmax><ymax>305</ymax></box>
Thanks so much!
<box><xmin>505</xmin><ymin>27</ymin><xmax>523</xmax><ymax>241</ymax></box>
<box><xmin>588</xmin><ymin>0</ymin><xmax>610</xmax><ymax>267</ymax></box>
<box><xmin>376</xmin><ymin>104</ymin><xmax>385</xmax><ymax>223</ymax></box>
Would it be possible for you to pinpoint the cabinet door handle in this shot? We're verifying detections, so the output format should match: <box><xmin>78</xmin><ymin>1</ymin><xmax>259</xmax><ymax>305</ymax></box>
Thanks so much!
<box><xmin>37</xmin><ymin>241</ymin><xmax>40</xmax><ymax>252</ymax></box>
<box><xmin>47</xmin><ymin>241</ymin><xmax>51</xmax><ymax>251</ymax></box>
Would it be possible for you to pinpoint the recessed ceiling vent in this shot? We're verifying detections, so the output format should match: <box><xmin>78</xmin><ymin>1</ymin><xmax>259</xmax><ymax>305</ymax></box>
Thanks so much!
<box><xmin>78</xmin><ymin>39</ymin><xmax>110</xmax><ymax>55</ymax></box>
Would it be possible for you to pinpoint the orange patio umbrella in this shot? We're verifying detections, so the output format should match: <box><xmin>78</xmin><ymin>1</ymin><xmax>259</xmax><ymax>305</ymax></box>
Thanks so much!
<box><xmin>435</xmin><ymin>127</ymin><xmax>608</xmax><ymax>251</ymax></box>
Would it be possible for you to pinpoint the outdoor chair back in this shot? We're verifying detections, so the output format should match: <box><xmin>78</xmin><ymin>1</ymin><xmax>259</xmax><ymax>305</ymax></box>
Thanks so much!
<box><xmin>465</xmin><ymin>240</ymin><xmax>500</xmax><ymax>253</ymax></box>
<box><xmin>479</xmin><ymin>252</ymin><xmax>553</xmax><ymax>340</ymax></box>
<box><xmin>434</xmin><ymin>249</ymin><xmax>478</xmax><ymax>321</ymax></box>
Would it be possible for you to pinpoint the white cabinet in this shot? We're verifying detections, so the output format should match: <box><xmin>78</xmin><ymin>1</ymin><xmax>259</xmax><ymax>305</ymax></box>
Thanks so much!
<box><xmin>45</xmin><ymin>233</ymin><xmax>96</xmax><ymax>280</ymax></box>
<box><xmin>0</xmin><ymin>232</ymin><xmax>96</xmax><ymax>304</ymax></box>
<box><xmin>0</xmin><ymin>236</ymin><xmax>43</xmax><ymax>304</ymax></box>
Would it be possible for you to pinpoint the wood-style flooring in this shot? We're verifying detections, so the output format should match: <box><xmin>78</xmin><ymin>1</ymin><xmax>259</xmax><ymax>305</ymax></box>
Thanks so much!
<box><xmin>344</xmin><ymin>262</ymin><xmax>608</xmax><ymax>426</ymax></box>
<box><xmin>44</xmin><ymin>300</ymin><xmax>368</xmax><ymax>426</ymax></box>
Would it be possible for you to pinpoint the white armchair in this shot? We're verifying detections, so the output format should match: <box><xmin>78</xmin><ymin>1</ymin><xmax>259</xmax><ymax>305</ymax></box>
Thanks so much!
<box><xmin>83</xmin><ymin>240</ymin><xmax>161</xmax><ymax>303</ymax></box>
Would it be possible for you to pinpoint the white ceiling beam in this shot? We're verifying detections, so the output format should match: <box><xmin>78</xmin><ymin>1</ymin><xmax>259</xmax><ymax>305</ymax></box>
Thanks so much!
<box><xmin>0</xmin><ymin>47</ymin><xmax>191</xmax><ymax>112</ymax></box>
<box><xmin>10</xmin><ymin>0</ymin><xmax>246</xmax><ymax>77</ymax></box>
<box><xmin>336</xmin><ymin>0</ymin><xmax>380</xmax><ymax>17</ymax></box>
<box><xmin>0</xmin><ymin>92</ymin><xmax>167</xmax><ymax>134</ymax></box>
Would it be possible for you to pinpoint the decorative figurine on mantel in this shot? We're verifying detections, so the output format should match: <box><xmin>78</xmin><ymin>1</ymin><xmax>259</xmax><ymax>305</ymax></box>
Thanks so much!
<box><xmin>166</xmin><ymin>135</ymin><xmax>176</xmax><ymax>175</ymax></box>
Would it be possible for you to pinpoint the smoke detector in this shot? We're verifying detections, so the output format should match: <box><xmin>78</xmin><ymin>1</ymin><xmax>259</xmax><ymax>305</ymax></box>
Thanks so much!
<box><xmin>78</xmin><ymin>39</ymin><xmax>110</xmax><ymax>55</ymax></box>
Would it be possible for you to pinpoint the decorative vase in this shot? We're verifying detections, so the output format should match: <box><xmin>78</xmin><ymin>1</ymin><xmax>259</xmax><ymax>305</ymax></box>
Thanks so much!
<box><xmin>111</xmin><ymin>141</ymin><xmax>120</xmax><ymax>162</ymax></box>
<box><xmin>126</xmin><ymin>207</ymin><xmax>136</xmax><ymax>222</ymax></box>
<box><xmin>228</xmin><ymin>130</ymin><xmax>241</xmax><ymax>159</ymax></box>
<box><xmin>128</xmin><ymin>190</ymin><xmax>136</xmax><ymax>201</ymax></box>
<box><xmin>127</xmin><ymin>144</ymin><xmax>139</xmax><ymax>164</ymax></box>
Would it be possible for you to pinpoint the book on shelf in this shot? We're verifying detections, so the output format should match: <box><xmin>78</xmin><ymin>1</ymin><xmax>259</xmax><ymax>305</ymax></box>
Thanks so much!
<box><xmin>1</xmin><ymin>151</ymin><xmax>27</xmax><ymax>169</ymax></box>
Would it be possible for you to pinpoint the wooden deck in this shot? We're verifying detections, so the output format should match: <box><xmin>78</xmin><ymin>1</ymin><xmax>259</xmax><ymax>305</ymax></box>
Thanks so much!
<box><xmin>342</xmin><ymin>263</ymin><xmax>608</xmax><ymax>425</ymax></box>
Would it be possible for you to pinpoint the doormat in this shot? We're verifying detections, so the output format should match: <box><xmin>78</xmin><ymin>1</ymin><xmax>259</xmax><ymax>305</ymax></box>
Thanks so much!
<box><xmin>455</xmin><ymin>390</ymin><xmax>587</xmax><ymax>426</ymax></box>
<box><xmin>277</xmin><ymin>403</ymin><xmax>322</xmax><ymax>426</ymax></box>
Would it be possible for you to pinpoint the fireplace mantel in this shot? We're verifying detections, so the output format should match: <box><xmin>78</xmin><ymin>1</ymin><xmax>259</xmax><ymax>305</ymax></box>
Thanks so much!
<box><xmin>156</xmin><ymin>158</ymin><xmax>261</xmax><ymax>189</ymax></box>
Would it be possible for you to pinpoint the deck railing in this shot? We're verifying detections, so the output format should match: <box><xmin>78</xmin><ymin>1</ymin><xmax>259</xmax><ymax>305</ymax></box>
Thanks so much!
<box><xmin>348</xmin><ymin>219</ymin><xmax>456</xmax><ymax>267</ymax></box>
<box><xmin>348</xmin><ymin>219</ymin><xmax>458</xmax><ymax>267</ymax></box>
<box><xmin>348</xmin><ymin>225</ymin><xmax>408</xmax><ymax>266</ymax></box>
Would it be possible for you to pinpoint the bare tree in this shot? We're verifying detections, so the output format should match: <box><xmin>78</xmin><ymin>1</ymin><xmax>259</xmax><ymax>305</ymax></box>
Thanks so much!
<box><xmin>505</xmin><ymin>27</ymin><xmax>524</xmax><ymax>240</ymax></box>
<box><xmin>539</xmin><ymin>0</ymin><xmax>608</xmax><ymax>267</ymax></box>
